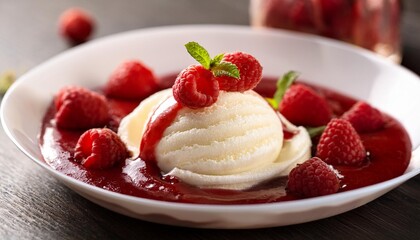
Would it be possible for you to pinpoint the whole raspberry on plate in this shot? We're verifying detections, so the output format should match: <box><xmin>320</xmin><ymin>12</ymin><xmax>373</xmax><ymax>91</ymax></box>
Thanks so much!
<box><xmin>58</xmin><ymin>8</ymin><xmax>94</xmax><ymax>44</ymax></box>
<box><xmin>74</xmin><ymin>128</ymin><xmax>129</xmax><ymax>169</ymax></box>
<box><xmin>341</xmin><ymin>101</ymin><xmax>385</xmax><ymax>133</ymax></box>
<box><xmin>215</xmin><ymin>52</ymin><xmax>263</xmax><ymax>92</ymax></box>
<box><xmin>279</xmin><ymin>83</ymin><xmax>332</xmax><ymax>127</ymax></box>
<box><xmin>54</xmin><ymin>86</ymin><xmax>109</xmax><ymax>130</ymax></box>
<box><xmin>287</xmin><ymin>157</ymin><xmax>340</xmax><ymax>198</ymax></box>
<box><xmin>316</xmin><ymin>118</ymin><xmax>366</xmax><ymax>166</ymax></box>
<box><xmin>104</xmin><ymin>60</ymin><xmax>159</xmax><ymax>100</ymax></box>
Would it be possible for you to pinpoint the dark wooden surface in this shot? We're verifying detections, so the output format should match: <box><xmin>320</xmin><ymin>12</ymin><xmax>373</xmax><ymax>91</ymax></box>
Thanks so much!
<box><xmin>1</xmin><ymin>0</ymin><xmax>420</xmax><ymax>239</ymax></box>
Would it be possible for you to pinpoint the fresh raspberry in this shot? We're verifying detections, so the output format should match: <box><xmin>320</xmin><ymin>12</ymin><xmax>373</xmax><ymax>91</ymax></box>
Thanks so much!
<box><xmin>341</xmin><ymin>101</ymin><xmax>385</xmax><ymax>133</ymax></box>
<box><xmin>104</xmin><ymin>60</ymin><xmax>159</xmax><ymax>100</ymax></box>
<box><xmin>173</xmin><ymin>65</ymin><xmax>219</xmax><ymax>109</ymax></box>
<box><xmin>316</xmin><ymin>118</ymin><xmax>366</xmax><ymax>166</ymax></box>
<box><xmin>215</xmin><ymin>52</ymin><xmax>263</xmax><ymax>92</ymax></box>
<box><xmin>74</xmin><ymin>128</ymin><xmax>129</xmax><ymax>169</ymax></box>
<box><xmin>58</xmin><ymin>8</ymin><xmax>94</xmax><ymax>44</ymax></box>
<box><xmin>287</xmin><ymin>157</ymin><xmax>340</xmax><ymax>198</ymax></box>
<box><xmin>279</xmin><ymin>84</ymin><xmax>332</xmax><ymax>127</ymax></box>
<box><xmin>54</xmin><ymin>86</ymin><xmax>110</xmax><ymax>130</ymax></box>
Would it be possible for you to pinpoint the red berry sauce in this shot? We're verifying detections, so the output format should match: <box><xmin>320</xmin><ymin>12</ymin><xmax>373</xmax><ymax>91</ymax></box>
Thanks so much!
<box><xmin>39</xmin><ymin>75</ymin><xmax>412</xmax><ymax>204</ymax></box>
<box><xmin>139</xmin><ymin>97</ymin><xmax>182</xmax><ymax>162</ymax></box>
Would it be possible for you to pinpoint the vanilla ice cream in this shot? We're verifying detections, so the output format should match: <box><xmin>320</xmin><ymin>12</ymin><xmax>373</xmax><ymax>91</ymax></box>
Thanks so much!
<box><xmin>118</xmin><ymin>89</ymin><xmax>311</xmax><ymax>190</ymax></box>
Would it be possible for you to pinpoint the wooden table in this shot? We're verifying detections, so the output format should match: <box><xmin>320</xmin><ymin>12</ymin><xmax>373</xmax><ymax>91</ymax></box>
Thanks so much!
<box><xmin>1</xmin><ymin>1</ymin><xmax>419</xmax><ymax>239</ymax></box>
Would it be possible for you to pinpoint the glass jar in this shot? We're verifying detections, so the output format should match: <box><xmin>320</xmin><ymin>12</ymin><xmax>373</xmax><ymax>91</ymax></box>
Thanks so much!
<box><xmin>250</xmin><ymin>0</ymin><xmax>402</xmax><ymax>63</ymax></box>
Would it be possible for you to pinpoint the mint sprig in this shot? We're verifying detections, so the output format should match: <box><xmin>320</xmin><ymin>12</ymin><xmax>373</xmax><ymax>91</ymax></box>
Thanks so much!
<box><xmin>211</xmin><ymin>62</ymin><xmax>240</xmax><ymax>78</ymax></box>
<box><xmin>185</xmin><ymin>42</ymin><xmax>211</xmax><ymax>69</ymax></box>
<box><xmin>266</xmin><ymin>70</ymin><xmax>299</xmax><ymax>109</ymax></box>
<box><xmin>185</xmin><ymin>41</ymin><xmax>240</xmax><ymax>79</ymax></box>
<box><xmin>210</xmin><ymin>53</ymin><xmax>224</xmax><ymax>67</ymax></box>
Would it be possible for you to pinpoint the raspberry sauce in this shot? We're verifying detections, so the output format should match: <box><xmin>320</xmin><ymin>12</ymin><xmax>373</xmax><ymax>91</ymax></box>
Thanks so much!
<box><xmin>39</xmin><ymin>75</ymin><xmax>412</xmax><ymax>204</ymax></box>
<box><xmin>139</xmin><ymin>97</ymin><xmax>182</xmax><ymax>162</ymax></box>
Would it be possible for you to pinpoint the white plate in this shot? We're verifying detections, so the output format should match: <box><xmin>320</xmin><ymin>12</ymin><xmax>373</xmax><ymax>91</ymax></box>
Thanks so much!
<box><xmin>2</xmin><ymin>25</ymin><xmax>420</xmax><ymax>229</ymax></box>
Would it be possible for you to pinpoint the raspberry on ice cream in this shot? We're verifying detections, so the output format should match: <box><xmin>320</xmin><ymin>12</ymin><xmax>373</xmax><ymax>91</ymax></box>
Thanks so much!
<box><xmin>173</xmin><ymin>65</ymin><xmax>219</xmax><ymax>109</ymax></box>
<box><xmin>215</xmin><ymin>52</ymin><xmax>263</xmax><ymax>92</ymax></box>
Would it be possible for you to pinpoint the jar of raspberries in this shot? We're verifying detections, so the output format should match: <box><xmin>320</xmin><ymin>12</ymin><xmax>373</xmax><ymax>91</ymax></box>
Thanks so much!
<box><xmin>250</xmin><ymin>0</ymin><xmax>402</xmax><ymax>63</ymax></box>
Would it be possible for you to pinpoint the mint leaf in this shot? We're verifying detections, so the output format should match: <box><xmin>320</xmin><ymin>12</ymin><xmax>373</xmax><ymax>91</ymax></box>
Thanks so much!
<box><xmin>210</xmin><ymin>53</ymin><xmax>224</xmax><ymax>67</ymax></box>
<box><xmin>306</xmin><ymin>125</ymin><xmax>326</xmax><ymax>138</ymax></box>
<box><xmin>211</xmin><ymin>62</ymin><xmax>240</xmax><ymax>79</ymax></box>
<box><xmin>185</xmin><ymin>42</ymin><xmax>211</xmax><ymax>69</ymax></box>
<box><xmin>272</xmin><ymin>71</ymin><xmax>299</xmax><ymax>108</ymax></box>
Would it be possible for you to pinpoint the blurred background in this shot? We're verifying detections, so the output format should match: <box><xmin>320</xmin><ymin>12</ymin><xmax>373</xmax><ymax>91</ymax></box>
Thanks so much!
<box><xmin>1</xmin><ymin>0</ymin><xmax>420</xmax><ymax>78</ymax></box>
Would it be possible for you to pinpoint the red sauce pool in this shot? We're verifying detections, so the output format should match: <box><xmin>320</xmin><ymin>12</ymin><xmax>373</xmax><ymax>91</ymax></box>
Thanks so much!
<box><xmin>39</xmin><ymin>75</ymin><xmax>412</xmax><ymax>204</ymax></box>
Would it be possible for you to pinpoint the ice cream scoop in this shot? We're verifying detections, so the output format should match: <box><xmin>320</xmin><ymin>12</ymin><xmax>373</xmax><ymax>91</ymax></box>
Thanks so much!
<box><xmin>118</xmin><ymin>89</ymin><xmax>311</xmax><ymax>190</ymax></box>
